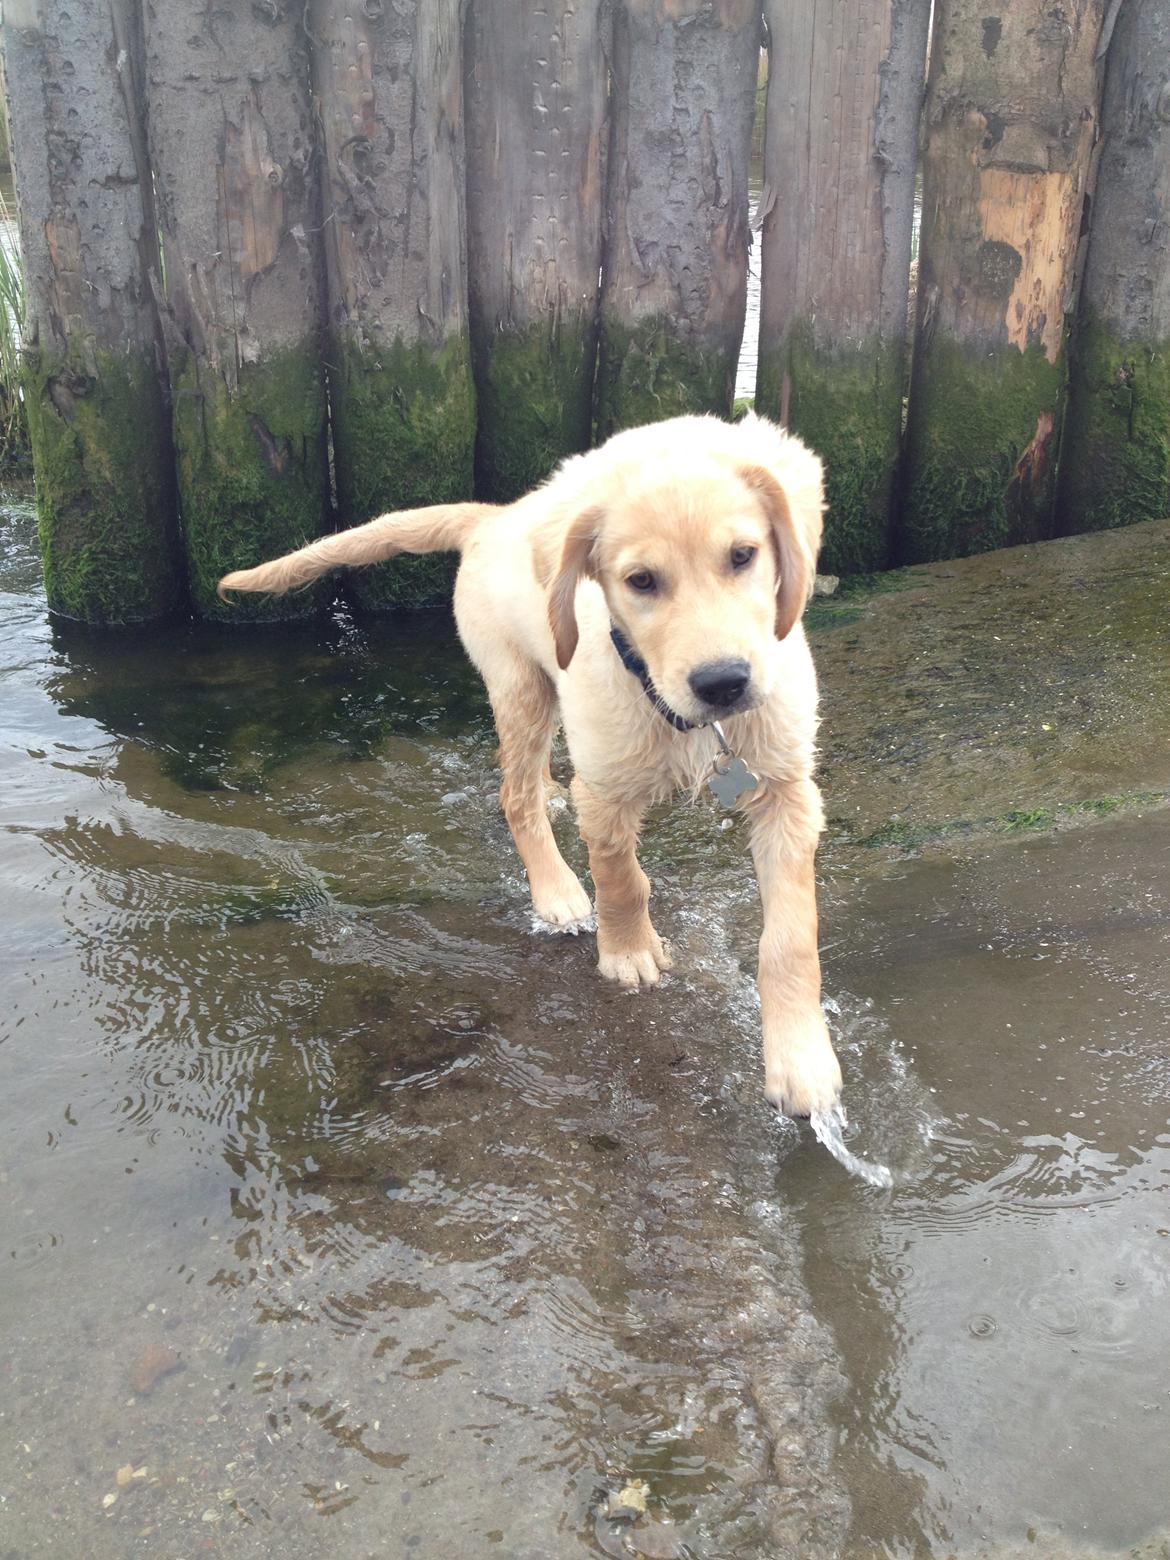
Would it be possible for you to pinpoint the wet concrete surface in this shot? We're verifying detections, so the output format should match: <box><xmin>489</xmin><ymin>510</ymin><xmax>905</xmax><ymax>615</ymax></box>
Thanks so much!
<box><xmin>1</xmin><ymin>492</ymin><xmax>1168</xmax><ymax>1558</ymax></box>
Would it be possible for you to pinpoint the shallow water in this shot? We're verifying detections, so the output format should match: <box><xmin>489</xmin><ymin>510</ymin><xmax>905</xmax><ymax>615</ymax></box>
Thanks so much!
<box><xmin>2</xmin><ymin>492</ymin><xmax>1169</xmax><ymax>1558</ymax></box>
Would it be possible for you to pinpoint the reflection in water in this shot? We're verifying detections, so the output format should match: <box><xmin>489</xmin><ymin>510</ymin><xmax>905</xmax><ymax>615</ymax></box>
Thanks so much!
<box><xmin>782</xmin><ymin>842</ymin><xmax>1170</xmax><ymax>1558</ymax></box>
<box><xmin>3</xmin><ymin>491</ymin><xmax>1170</xmax><ymax>1559</ymax></box>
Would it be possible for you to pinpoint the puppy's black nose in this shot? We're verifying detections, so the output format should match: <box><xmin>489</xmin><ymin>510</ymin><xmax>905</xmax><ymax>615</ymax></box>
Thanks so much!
<box><xmin>688</xmin><ymin>658</ymin><xmax>751</xmax><ymax>710</ymax></box>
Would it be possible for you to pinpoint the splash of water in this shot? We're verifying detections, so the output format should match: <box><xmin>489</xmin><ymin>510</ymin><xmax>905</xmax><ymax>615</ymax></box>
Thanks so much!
<box><xmin>809</xmin><ymin>1103</ymin><xmax>894</xmax><ymax>1189</ymax></box>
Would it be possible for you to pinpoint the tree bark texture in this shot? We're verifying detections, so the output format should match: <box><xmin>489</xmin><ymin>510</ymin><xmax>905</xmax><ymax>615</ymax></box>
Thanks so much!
<box><xmin>900</xmin><ymin>0</ymin><xmax>1107</xmax><ymax>563</ymax></box>
<box><xmin>595</xmin><ymin>0</ymin><xmax>758</xmax><ymax>440</ymax></box>
<box><xmin>1058</xmin><ymin>0</ymin><xmax>1170</xmax><ymax>533</ymax></box>
<box><xmin>0</xmin><ymin>0</ymin><xmax>182</xmax><ymax>623</ymax></box>
<box><xmin>311</xmin><ymin>0</ymin><xmax>476</xmax><ymax>608</ymax></box>
<box><xmin>757</xmin><ymin>0</ymin><xmax>929</xmax><ymax>573</ymax></box>
<box><xmin>464</xmin><ymin>0</ymin><xmax>609</xmax><ymax>501</ymax></box>
<box><xmin>144</xmin><ymin>0</ymin><xmax>329</xmax><ymax>621</ymax></box>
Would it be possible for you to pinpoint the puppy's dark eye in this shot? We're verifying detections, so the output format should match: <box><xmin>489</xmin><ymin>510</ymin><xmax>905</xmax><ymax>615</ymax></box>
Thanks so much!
<box><xmin>626</xmin><ymin>570</ymin><xmax>656</xmax><ymax>593</ymax></box>
<box><xmin>731</xmin><ymin>544</ymin><xmax>757</xmax><ymax>570</ymax></box>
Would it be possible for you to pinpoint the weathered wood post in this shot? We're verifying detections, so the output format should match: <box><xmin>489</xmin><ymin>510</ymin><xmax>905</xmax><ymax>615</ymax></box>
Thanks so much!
<box><xmin>463</xmin><ymin>0</ymin><xmax>609</xmax><ymax>501</ymax></box>
<box><xmin>595</xmin><ymin>0</ymin><xmax>759</xmax><ymax>438</ymax></box>
<box><xmin>1058</xmin><ymin>0</ymin><xmax>1170</xmax><ymax>532</ymax></box>
<box><xmin>757</xmin><ymin>0</ymin><xmax>930</xmax><ymax>573</ymax></box>
<box><xmin>310</xmin><ymin>0</ymin><xmax>476</xmax><ymax>608</ymax></box>
<box><xmin>899</xmin><ymin>0</ymin><xmax>1106</xmax><ymax>562</ymax></box>
<box><xmin>144</xmin><ymin>0</ymin><xmax>330</xmax><ymax>621</ymax></box>
<box><xmin>0</xmin><ymin>0</ymin><xmax>182</xmax><ymax>622</ymax></box>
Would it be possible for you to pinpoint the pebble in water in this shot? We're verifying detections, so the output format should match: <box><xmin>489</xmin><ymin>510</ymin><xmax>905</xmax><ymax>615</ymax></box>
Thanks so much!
<box><xmin>808</xmin><ymin>1104</ymin><xmax>894</xmax><ymax>1189</ymax></box>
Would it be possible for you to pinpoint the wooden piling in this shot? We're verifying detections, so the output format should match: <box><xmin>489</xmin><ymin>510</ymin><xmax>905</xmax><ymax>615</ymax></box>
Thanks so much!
<box><xmin>463</xmin><ymin>0</ymin><xmax>609</xmax><ymax>501</ymax></box>
<box><xmin>310</xmin><ymin>0</ymin><xmax>475</xmax><ymax>608</ymax></box>
<box><xmin>595</xmin><ymin>0</ymin><xmax>759</xmax><ymax>438</ymax></box>
<box><xmin>1058</xmin><ymin>0</ymin><xmax>1170</xmax><ymax>534</ymax></box>
<box><xmin>900</xmin><ymin>0</ymin><xmax>1106</xmax><ymax>562</ymax></box>
<box><xmin>757</xmin><ymin>0</ymin><xmax>930</xmax><ymax>574</ymax></box>
<box><xmin>144</xmin><ymin>0</ymin><xmax>330</xmax><ymax>621</ymax></box>
<box><xmin>0</xmin><ymin>0</ymin><xmax>182</xmax><ymax>623</ymax></box>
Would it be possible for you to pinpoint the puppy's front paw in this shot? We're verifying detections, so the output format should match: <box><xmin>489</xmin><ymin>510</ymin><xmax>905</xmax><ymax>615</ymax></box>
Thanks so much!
<box><xmin>531</xmin><ymin>873</ymin><xmax>593</xmax><ymax>930</ymax></box>
<box><xmin>597</xmin><ymin>928</ymin><xmax>672</xmax><ymax>989</ymax></box>
<box><xmin>763</xmin><ymin>1014</ymin><xmax>842</xmax><ymax>1119</ymax></box>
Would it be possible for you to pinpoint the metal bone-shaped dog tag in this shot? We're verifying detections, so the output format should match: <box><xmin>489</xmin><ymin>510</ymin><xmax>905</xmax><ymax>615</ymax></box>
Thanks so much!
<box><xmin>707</xmin><ymin>721</ymin><xmax>760</xmax><ymax>808</ymax></box>
<box><xmin>709</xmin><ymin>754</ymin><xmax>758</xmax><ymax>807</ymax></box>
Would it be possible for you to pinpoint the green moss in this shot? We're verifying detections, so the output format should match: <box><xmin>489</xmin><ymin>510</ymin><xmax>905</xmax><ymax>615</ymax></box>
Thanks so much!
<box><xmin>899</xmin><ymin>335</ymin><xmax>1064</xmax><ymax>563</ymax></box>
<box><xmin>594</xmin><ymin>316</ymin><xmax>733</xmax><ymax>439</ymax></box>
<box><xmin>832</xmin><ymin>566</ymin><xmax>918</xmax><ymax>600</ymax></box>
<box><xmin>170</xmin><ymin>341</ymin><xmax>330</xmax><ymax>623</ymax></box>
<box><xmin>757</xmin><ymin>323</ymin><xmax>904</xmax><ymax>574</ymax></box>
<box><xmin>1057</xmin><ymin>312</ymin><xmax>1170</xmax><ymax>533</ymax></box>
<box><xmin>22</xmin><ymin>346</ymin><xmax>183</xmax><ymax>623</ymax></box>
<box><xmin>841</xmin><ymin>789</ymin><xmax>1168</xmax><ymax>853</ymax></box>
<box><xmin>1002</xmin><ymin>807</ymin><xmax>1055</xmax><ymax>832</ymax></box>
<box><xmin>471</xmin><ymin>315</ymin><xmax>596</xmax><ymax>502</ymax></box>
<box><xmin>330</xmin><ymin>331</ymin><xmax>476</xmax><ymax>609</ymax></box>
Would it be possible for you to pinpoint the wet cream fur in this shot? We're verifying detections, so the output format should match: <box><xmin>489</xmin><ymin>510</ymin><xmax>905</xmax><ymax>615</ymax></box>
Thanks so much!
<box><xmin>219</xmin><ymin>412</ymin><xmax>842</xmax><ymax>1117</ymax></box>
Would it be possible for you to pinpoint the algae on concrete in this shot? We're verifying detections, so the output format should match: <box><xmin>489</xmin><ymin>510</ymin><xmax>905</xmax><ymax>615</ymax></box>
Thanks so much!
<box><xmin>594</xmin><ymin>316</ymin><xmax>734</xmax><ymax>439</ymax></box>
<box><xmin>330</xmin><ymin>333</ymin><xmax>476</xmax><ymax>610</ymax></box>
<box><xmin>899</xmin><ymin>336</ymin><xmax>1063</xmax><ymax>563</ymax></box>
<box><xmin>811</xmin><ymin>516</ymin><xmax>1170</xmax><ymax>856</ymax></box>
<box><xmin>757</xmin><ymin>323</ymin><xmax>903</xmax><ymax>574</ymax></box>
<box><xmin>1058</xmin><ymin>314</ymin><xmax>1170</xmax><ymax>534</ymax></box>
<box><xmin>24</xmin><ymin>346</ymin><xmax>183</xmax><ymax>623</ymax></box>
<box><xmin>171</xmin><ymin>343</ymin><xmax>330</xmax><ymax>624</ymax></box>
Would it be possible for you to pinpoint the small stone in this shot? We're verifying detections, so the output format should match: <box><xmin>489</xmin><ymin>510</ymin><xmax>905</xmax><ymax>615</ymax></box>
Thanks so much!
<box><xmin>102</xmin><ymin>1492</ymin><xmax>118</xmax><ymax>1509</ymax></box>
<box><xmin>201</xmin><ymin>1508</ymin><xmax>220</xmax><ymax>1523</ymax></box>
<box><xmin>607</xmin><ymin>1479</ymin><xmax>649</xmax><ymax>1520</ymax></box>
<box><xmin>129</xmin><ymin>1343</ymin><xmax>183</xmax><ymax>1396</ymax></box>
<box><xmin>115</xmin><ymin>1464</ymin><xmax>136</xmax><ymax>1488</ymax></box>
<box><xmin>813</xmin><ymin>573</ymin><xmax>839</xmax><ymax>596</ymax></box>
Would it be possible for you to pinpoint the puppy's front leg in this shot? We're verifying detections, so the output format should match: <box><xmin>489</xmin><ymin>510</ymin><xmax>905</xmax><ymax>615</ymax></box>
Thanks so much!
<box><xmin>572</xmin><ymin>778</ymin><xmax>672</xmax><ymax>988</ymax></box>
<box><xmin>746</xmin><ymin>776</ymin><xmax>842</xmax><ymax>1117</ymax></box>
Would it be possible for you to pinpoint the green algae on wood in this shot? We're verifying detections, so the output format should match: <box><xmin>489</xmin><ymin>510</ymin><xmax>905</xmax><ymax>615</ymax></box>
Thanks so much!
<box><xmin>464</xmin><ymin>0</ymin><xmax>608</xmax><ymax>503</ymax></box>
<box><xmin>1058</xmin><ymin>316</ymin><xmax>1170</xmax><ymax>534</ymax></box>
<box><xmin>144</xmin><ymin>0</ymin><xmax>330</xmax><ymax>623</ymax></box>
<box><xmin>597</xmin><ymin>0</ymin><xmax>756</xmax><ymax>442</ymax></box>
<box><xmin>594</xmin><ymin>317</ymin><xmax>733</xmax><ymax>439</ymax></box>
<box><xmin>23</xmin><ymin>347</ymin><xmax>183</xmax><ymax>623</ymax></box>
<box><xmin>759</xmin><ymin>0</ymin><xmax>928</xmax><ymax>576</ymax></box>
<box><xmin>311</xmin><ymin>0</ymin><xmax>475</xmax><ymax>608</ymax></box>
<box><xmin>898</xmin><ymin>0</ymin><xmax>1104</xmax><ymax>563</ymax></box>
<box><xmin>1</xmin><ymin>0</ymin><xmax>184</xmax><ymax>623</ymax></box>
<box><xmin>757</xmin><ymin>325</ymin><xmax>904</xmax><ymax>574</ymax></box>
<box><xmin>471</xmin><ymin>318</ymin><xmax>596</xmax><ymax>502</ymax></box>
<box><xmin>1056</xmin><ymin>0</ymin><xmax>1170</xmax><ymax>537</ymax></box>
<box><xmin>170</xmin><ymin>343</ymin><xmax>329</xmax><ymax>623</ymax></box>
<box><xmin>899</xmin><ymin>336</ymin><xmax>1064</xmax><ymax>562</ymax></box>
<box><xmin>331</xmin><ymin>334</ymin><xmax>476</xmax><ymax>609</ymax></box>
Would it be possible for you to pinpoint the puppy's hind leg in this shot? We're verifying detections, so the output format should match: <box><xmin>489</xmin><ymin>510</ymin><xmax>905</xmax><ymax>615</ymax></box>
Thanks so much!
<box><xmin>489</xmin><ymin>665</ymin><xmax>593</xmax><ymax>929</ymax></box>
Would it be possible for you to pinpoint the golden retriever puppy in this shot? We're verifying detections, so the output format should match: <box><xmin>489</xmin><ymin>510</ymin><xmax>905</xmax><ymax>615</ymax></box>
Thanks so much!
<box><xmin>219</xmin><ymin>412</ymin><xmax>842</xmax><ymax>1117</ymax></box>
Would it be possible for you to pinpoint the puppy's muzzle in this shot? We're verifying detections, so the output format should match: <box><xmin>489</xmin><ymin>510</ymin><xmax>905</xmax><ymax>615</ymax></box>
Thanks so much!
<box><xmin>688</xmin><ymin>658</ymin><xmax>752</xmax><ymax>713</ymax></box>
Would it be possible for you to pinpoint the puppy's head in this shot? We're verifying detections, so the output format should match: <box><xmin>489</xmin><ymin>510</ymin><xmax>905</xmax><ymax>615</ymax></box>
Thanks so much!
<box><xmin>549</xmin><ymin>433</ymin><xmax>822</xmax><ymax>725</ymax></box>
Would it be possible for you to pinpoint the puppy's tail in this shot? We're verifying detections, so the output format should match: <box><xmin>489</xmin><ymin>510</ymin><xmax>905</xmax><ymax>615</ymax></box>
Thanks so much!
<box><xmin>217</xmin><ymin>502</ymin><xmax>497</xmax><ymax>599</ymax></box>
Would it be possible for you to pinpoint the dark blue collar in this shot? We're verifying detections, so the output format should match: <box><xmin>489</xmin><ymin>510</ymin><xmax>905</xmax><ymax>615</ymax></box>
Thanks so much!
<box><xmin>609</xmin><ymin>623</ymin><xmax>697</xmax><ymax>732</ymax></box>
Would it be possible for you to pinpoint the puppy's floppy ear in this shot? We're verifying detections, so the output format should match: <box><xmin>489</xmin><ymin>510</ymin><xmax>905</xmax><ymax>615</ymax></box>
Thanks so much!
<box><xmin>737</xmin><ymin>460</ymin><xmax>823</xmax><ymax>641</ymax></box>
<box><xmin>547</xmin><ymin>505</ymin><xmax>603</xmax><ymax>670</ymax></box>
